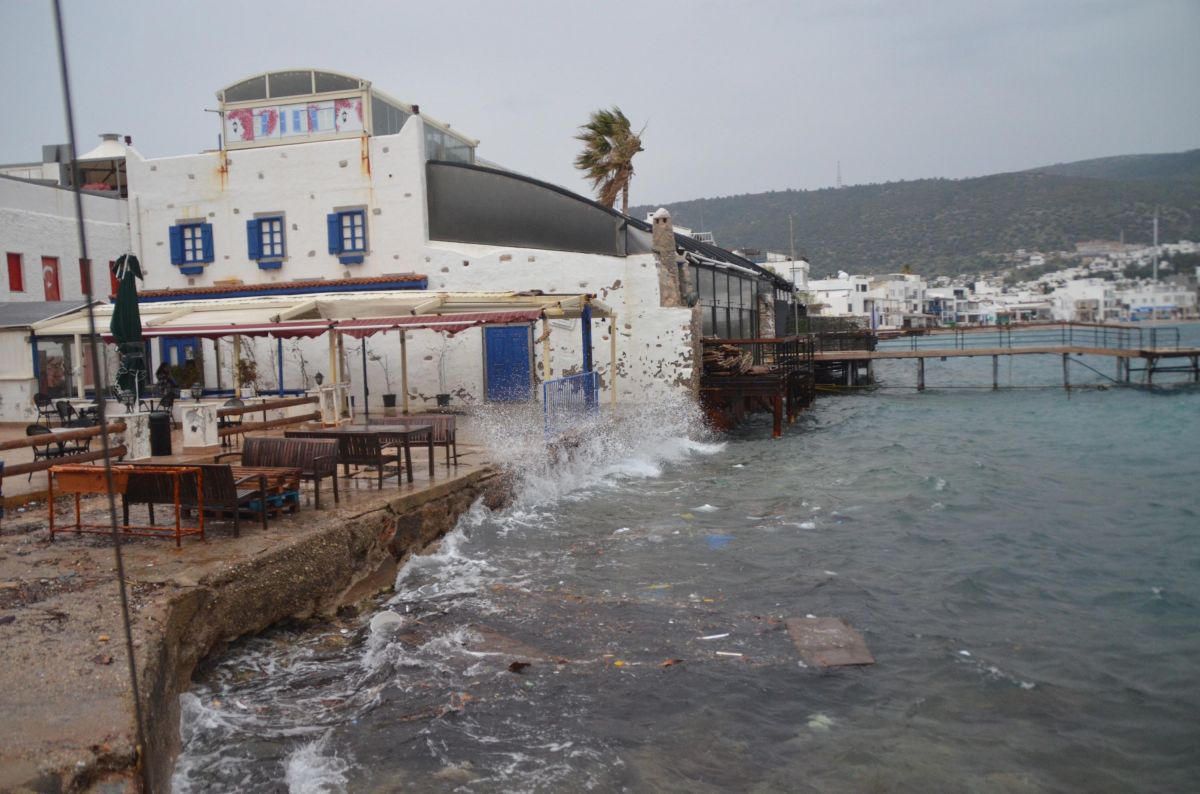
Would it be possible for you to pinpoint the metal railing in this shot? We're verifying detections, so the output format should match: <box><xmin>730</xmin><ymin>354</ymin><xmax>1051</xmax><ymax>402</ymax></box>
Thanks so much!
<box><xmin>543</xmin><ymin>371</ymin><xmax>599</xmax><ymax>437</ymax></box>
<box><xmin>700</xmin><ymin>336</ymin><xmax>815</xmax><ymax>379</ymax></box>
<box><xmin>874</xmin><ymin>322</ymin><xmax>1182</xmax><ymax>353</ymax></box>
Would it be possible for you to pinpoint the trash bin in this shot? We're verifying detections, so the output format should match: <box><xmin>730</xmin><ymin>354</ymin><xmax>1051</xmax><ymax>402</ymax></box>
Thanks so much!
<box><xmin>149</xmin><ymin>411</ymin><xmax>172</xmax><ymax>456</ymax></box>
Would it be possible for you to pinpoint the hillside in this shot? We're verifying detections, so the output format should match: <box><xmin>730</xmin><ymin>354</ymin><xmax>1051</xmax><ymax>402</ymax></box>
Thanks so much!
<box><xmin>631</xmin><ymin>150</ymin><xmax>1200</xmax><ymax>277</ymax></box>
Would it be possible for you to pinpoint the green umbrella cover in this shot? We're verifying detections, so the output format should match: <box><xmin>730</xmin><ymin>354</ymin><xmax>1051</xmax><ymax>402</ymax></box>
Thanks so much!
<box><xmin>109</xmin><ymin>254</ymin><xmax>148</xmax><ymax>396</ymax></box>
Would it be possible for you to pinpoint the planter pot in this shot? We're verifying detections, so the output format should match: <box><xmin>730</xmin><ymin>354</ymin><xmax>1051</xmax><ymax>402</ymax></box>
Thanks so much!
<box><xmin>382</xmin><ymin>393</ymin><xmax>397</xmax><ymax>408</ymax></box>
<box><xmin>436</xmin><ymin>393</ymin><xmax>451</xmax><ymax>407</ymax></box>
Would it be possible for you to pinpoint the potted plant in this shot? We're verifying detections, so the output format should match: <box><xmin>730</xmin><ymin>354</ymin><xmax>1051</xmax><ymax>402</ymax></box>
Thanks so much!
<box><xmin>235</xmin><ymin>358</ymin><xmax>259</xmax><ymax>398</ymax></box>
<box><xmin>435</xmin><ymin>332</ymin><xmax>451</xmax><ymax>408</ymax></box>
<box><xmin>369</xmin><ymin>350</ymin><xmax>397</xmax><ymax>412</ymax></box>
<box><xmin>170</xmin><ymin>362</ymin><xmax>203</xmax><ymax>400</ymax></box>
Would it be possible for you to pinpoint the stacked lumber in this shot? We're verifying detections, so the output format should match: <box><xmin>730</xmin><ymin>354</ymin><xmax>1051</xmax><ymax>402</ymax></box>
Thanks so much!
<box><xmin>703</xmin><ymin>344</ymin><xmax>752</xmax><ymax>375</ymax></box>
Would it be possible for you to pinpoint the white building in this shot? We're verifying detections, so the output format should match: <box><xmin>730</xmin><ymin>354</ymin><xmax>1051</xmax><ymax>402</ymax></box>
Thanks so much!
<box><xmin>808</xmin><ymin>273</ymin><xmax>875</xmax><ymax>322</ymax></box>
<box><xmin>1050</xmin><ymin>279</ymin><xmax>1118</xmax><ymax>322</ymax></box>
<box><xmin>109</xmin><ymin>69</ymin><xmax>791</xmax><ymax>411</ymax></box>
<box><xmin>1116</xmin><ymin>281</ymin><xmax>1198</xmax><ymax>320</ymax></box>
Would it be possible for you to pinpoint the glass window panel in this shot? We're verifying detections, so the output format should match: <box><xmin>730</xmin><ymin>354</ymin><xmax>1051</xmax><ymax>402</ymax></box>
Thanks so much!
<box><xmin>716</xmin><ymin>309</ymin><xmax>729</xmax><ymax>339</ymax></box>
<box><xmin>702</xmin><ymin>307</ymin><xmax>715</xmax><ymax>336</ymax></box>
<box><xmin>698</xmin><ymin>268</ymin><xmax>714</xmax><ymax>302</ymax></box>
<box><xmin>268</xmin><ymin>71</ymin><xmax>313</xmax><ymax>98</ymax></box>
<box><xmin>224</xmin><ymin>75</ymin><xmax>267</xmax><ymax>102</ymax></box>
<box><xmin>742</xmin><ymin>278</ymin><xmax>753</xmax><ymax>309</ymax></box>
<box><xmin>715</xmin><ymin>273</ymin><xmax>728</xmax><ymax>305</ymax></box>
<box><xmin>315</xmin><ymin>72</ymin><xmax>361</xmax><ymax>93</ymax></box>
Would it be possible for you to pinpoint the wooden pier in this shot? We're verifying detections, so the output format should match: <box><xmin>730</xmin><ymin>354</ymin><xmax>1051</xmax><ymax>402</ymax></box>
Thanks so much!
<box><xmin>699</xmin><ymin>336</ymin><xmax>816</xmax><ymax>437</ymax></box>
<box><xmin>817</xmin><ymin>322</ymin><xmax>1200</xmax><ymax>390</ymax></box>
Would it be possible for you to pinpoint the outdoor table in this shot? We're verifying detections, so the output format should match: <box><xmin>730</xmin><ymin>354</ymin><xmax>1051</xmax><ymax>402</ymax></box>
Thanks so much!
<box><xmin>229</xmin><ymin>465</ymin><xmax>302</xmax><ymax>515</ymax></box>
<box><xmin>288</xmin><ymin>424</ymin><xmax>434</xmax><ymax>484</ymax></box>
<box><xmin>48</xmin><ymin>463</ymin><xmax>205</xmax><ymax>547</ymax></box>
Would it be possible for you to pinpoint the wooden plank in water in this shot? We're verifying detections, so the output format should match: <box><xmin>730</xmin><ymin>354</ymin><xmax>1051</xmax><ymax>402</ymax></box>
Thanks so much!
<box><xmin>785</xmin><ymin>617</ymin><xmax>875</xmax><ymax>667</ymax></box>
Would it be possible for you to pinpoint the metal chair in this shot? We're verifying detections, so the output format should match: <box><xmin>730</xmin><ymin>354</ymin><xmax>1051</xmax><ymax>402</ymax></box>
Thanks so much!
<box><xmin>218</xmin><ymin>398</ymin><xmax>244</xmax><ymax>449</ymax></box>
<box><xmin>33</xmin><ymin>393</ymin><xmax>55</xmax><ymax>426</ymax></box>
<box><xmin>25</xmin><ymin>424</ymin><xmax>63</xmax><ymax>481</ymax></box>
<box><xmin>54</xmin><ymin>401</ymin><xmax>77</xmax><ymax>427</ymax></box>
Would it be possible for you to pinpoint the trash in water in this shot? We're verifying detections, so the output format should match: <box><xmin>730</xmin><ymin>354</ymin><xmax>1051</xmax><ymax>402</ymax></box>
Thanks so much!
<box><xmin>732</xmin><ymin>464</ymin><xmax>745</xmax><ymax>468</ymax></box>
<box><xmin>699</xmin><ymin>633</ymin><xmax>730</xmax><ymax>640</ymax></box>
<box><xmin>661</xmin><ymin>659</ymin><xmax>684</xmax><ymax>668</ymax></box>
<box><xmin>807</xmin><ymin>713</ymin><xmax>834</xmax><ymax>731</ymax></box>
<box><xmin>612</xmin><ymin>660</ymin><xmax>625</xmax><ymax>668</ymax></box>
<box><xmin>507</xmin><ymin>661</ymin><xmax>531</xmax><ymax>674</ymax></box>
<box><xmin>613</xmin><ymin>527</ymin><xmax>631</xmax><ymax>534</ymax></box>
<box><xmin>958</xmin><ymin>650</ymin><xmax>971</xmax><ymax>657</ymax></box>
<box><xmin>646</xmin><ymin>583</ymin><xmax>671</xmax><ymax>590</ymax></box>
<box><xmin>694</xmin><ymin>504</ymin><xmax>719</xmax><ymax>513</ymax></box>
<box><xmin>715</xmin><ymin>651</ymin><xmax>743</xmax><ymax>657</ymax></box>
<box><xmin>706</xmin><ymin>534</ymin><xmax>733</xmax><ymax>550</ymax></box>
<box><xmin>679</xmin><ymin>512</ymin><xmax>695</xmax><ymax>520</ymax></box>
<box><xmin>369</xmin><ymin>610</ymin><xmax>406</xmax><ymax>634</ymax></box>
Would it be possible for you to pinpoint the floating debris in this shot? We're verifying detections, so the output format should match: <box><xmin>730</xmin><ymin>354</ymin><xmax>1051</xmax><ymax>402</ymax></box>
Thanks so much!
<box><xmin>699</xmin><ymin>633</ymin><xmax>730</xmax><ymax>640</ymax></box>
<box><xmin>785</xmin><ymin>617</ymin><xmax>874</xmax><ymax>668</ymax></box>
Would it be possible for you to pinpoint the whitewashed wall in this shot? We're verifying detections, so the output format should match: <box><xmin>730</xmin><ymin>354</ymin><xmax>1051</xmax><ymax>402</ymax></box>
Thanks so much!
<box><xmin>127</xmin><ymin>117</ymin><xmax>695</xmax><ymax>410</ymax></box>
<box><xmin>0</xmin><ymin>177</ymin><xmax>130</xmax><ymax>303</ymax></box>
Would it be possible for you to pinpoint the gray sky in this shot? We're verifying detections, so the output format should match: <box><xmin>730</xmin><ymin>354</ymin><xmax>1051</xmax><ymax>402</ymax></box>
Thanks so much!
<box><xmin>3</xmin><ymin>0</ymin><xmax>1198</xmax><ymax>206</ymax></box>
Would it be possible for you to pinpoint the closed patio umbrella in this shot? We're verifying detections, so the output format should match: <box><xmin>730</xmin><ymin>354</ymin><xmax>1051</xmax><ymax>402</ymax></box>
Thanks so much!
<box><xmin>109</xmin><ymin>254</ymin><xmax>148</xmax><ymax>397</ymax></box>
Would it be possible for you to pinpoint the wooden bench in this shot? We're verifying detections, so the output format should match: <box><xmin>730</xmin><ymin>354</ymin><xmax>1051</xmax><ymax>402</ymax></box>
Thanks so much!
<box><xmin>285</xmin><ymin>430</ymin><xmax>404</xmax><ymax>490</ymax></box>
<box><xmin>216</xmin><ymin>436</ymin><xmax>338</xmax><ymax>508</ymax></box>
<box><xmin>369</xmin><ymin>413</ymin><xmax>458</xmax><ymax>467</ymax></box>
<box><xmin>122</xmin><ymin>463</ymin><xmax>274</xmax><ymax>537</ymax></box>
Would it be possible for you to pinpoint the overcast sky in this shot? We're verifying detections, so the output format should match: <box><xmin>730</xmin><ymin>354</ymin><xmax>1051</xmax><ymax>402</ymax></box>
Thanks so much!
<box><xmin>3</xmin><ymin>0</ymin><xmax>1198</xmax><ymax>206</ymax></box>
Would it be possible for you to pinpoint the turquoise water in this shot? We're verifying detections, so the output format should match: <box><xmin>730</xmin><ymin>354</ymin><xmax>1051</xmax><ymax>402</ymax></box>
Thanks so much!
<box><xmin>175</xmin><ymin>327</ymin><xmax>1200</xmax><ymax>793</ymax></box>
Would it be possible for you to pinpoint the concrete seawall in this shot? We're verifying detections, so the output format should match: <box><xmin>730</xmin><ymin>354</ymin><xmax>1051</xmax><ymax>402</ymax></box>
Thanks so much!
<box><xmin>0</xmin><ymin>465</ymin><xmax>510</xmax><ymax>793</ymax></box>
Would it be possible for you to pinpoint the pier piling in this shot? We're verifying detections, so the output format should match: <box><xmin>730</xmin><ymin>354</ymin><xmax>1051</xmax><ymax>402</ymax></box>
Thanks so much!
<box><xmin>992</xmin><ymin>355</ymin><xmax>999</xmax><ymax>391</ymax></box>
<box><xmin>917</xmin><ymin>357</ymin><xmax>925</xmax><ymax>391</ymax></box>
<box><xmin>1062</xmin><ymin>353</ymin><xmax>1070</xmax><ymax>391</ymax></box>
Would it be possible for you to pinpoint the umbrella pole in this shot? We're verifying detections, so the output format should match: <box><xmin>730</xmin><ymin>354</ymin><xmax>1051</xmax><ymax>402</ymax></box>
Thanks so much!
<box><xmin>73</xmin><ymin>333</ymin><xmax>85</xmax><ymax>398</ymax></box>
<box><xmin>361</xmin><ymin>339</ymin><xmax>369</xmax><ymax>420</ymax></box>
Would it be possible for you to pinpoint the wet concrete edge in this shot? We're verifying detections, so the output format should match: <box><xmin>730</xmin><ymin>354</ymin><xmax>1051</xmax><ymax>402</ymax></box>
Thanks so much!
<box><xmin>123</xmin><ymin>467</ymin><xmax>512</xmax><ymax>794</ymax></box>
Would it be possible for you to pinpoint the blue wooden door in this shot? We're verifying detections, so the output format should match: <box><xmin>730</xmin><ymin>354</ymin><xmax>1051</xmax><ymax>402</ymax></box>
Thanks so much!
<box><xmin>484</xmin><ymin>326</ymin><xmax>533</xmax><ymax>401</ymax></box>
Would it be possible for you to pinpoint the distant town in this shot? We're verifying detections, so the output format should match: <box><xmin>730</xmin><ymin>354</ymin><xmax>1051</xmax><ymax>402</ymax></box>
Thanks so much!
<box><xmin>697</xmin><ymin>227</ymin><xmax>1200</xmax><ymax>329</ymax></box>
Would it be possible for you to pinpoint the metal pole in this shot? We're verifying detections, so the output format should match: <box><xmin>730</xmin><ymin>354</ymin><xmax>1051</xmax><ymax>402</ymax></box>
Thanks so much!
<box><xmin>609</xmin><ymin>315</ymin><xmax>617</xmax><ymax>407</ymax></box>
<box><xmin>993</xmin><ymin>355</ymin><xmax>999</xmax><ymax>391</ymax></box>
<box><xmin>917</xmin><ymin>357</ymin><xmax>925</xmax><ymax>391</ymax></box>
<box><xmin>541</xmin><ymin>317</ymin><xmax>552</xmax><ymax>383</ymax></box>
<box><xmin>276</xmin><ymin>337</ymin><xmax>284</xmax><ymax>397</ymax></box>
<box><xmin>1062</xmin><ymin>353</ymin><xmax>1069</xmax><ymax>391</ymax></box>
<box><xmin>399</xmin><ymin>330</ymin><xmax>409</xmax><ymax>415</ymax></box>
<box><xmin>232</xmin><ymin>334</ymin><xmax>241</xmax><ymax>398</ymax></box>
<box><xmin>361</xmin><ymin>338</ymin><xmax>369</xmax><ymax>419</ymax></box>
<box><xmin>73</xmin><ymin>332</ymin><xmax>85</xmax><ymax>398</ymax></box>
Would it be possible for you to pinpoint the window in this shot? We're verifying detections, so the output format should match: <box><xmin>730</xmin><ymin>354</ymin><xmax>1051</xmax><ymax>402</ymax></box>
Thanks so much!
<box><xmin>108</xmin><ymin>261</ymin><xmax>118</xmax><ymax>296</ymax></box>
<box><xmin>42</xmin><ymin>256</ymin><xmax>61</xmax><ymax>301</ymax></box>
<box><xmin>247</xmin><ymin>216</ymin><xmax>286</xmax><ymax>269</ymax></box>
<box><xmin>327</xmin><ymin>209</ymin><xmax>367</xmax><ymax>264</ymax></box>
<box><xmin>6</xmin><ymin>252</ymin><xmax>23</xmax><ymax>292</ymax></box>
<box><xmin>79</xmin><ymin>258</ymin><xmax>91</xmax><ymax>294</ymax></box>
<box><xmin>168</xmin><ymin>221</ymin><xmax>214</xmax><ymax>273</ymax></box>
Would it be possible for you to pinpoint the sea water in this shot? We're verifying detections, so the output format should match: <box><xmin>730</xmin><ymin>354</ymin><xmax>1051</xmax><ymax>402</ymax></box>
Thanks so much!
<box><xmin>174</xmin><ymin>326</ymin><xmax>1200</xmax><ymax>793</ymax></box>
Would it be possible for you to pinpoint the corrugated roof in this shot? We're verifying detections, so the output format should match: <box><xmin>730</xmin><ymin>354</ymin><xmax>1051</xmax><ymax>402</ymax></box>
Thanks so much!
<box><xmin>137</xmin><ymin>274</ymin><xmax>428</xmax><ymax>302</ymax></box>
<box><xmin>0</xmin><ymin>301</ymin><xmax>93</xmax><ymax>329</ymax></box>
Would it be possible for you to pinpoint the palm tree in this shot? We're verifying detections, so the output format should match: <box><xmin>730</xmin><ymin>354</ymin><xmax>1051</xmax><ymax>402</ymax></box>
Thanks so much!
<box><xmin>574</xmin><ymin>106</ymin><xmax>644</xmax><ymax>214</ymax></box>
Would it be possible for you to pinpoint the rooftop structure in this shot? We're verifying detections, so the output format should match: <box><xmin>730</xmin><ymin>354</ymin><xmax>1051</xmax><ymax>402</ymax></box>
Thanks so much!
<box><xmin>216</xmin><ymin>68</ymin><xmax>476</xmax><ymax>162</ymax></box>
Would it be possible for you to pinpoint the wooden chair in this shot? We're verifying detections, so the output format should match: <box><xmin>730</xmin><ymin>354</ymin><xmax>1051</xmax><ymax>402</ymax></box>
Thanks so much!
<box><xmin>216</xmin><ymin>436</ymin><xmax>338</xmax><ymax>508</ymax></box>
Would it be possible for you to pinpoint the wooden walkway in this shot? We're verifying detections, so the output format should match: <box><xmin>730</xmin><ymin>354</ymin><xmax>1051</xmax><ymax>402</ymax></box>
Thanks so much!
<box><xmin>817</xmin><ymin>346</ymin><xmax>1200</xmax><ymax>389</ymax></box>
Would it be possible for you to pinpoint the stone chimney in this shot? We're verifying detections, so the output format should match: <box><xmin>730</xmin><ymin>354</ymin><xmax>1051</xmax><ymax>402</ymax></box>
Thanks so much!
<box><xmin>651</xmin><ymin>208</ymin><xmax>684</xmax><ymax>308</ymax></box>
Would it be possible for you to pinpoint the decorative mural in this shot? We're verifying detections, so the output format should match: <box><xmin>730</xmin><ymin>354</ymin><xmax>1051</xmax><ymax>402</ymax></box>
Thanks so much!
<box><xmin>224</xmin><ymin>98</ymin><xmax>363</xmax><ymax>145</ymax></box>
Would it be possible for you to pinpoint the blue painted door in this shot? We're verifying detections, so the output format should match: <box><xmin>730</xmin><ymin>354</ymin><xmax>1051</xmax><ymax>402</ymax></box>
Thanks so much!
<box><xmin>160</xmin><ymin>337</ymin><xmax>199</xmax><ymax>368</ymax></box>
<box><xmin>484</xmin><ymin>326</ymin><xmax>533</xmax><ymax>401</ymax></box>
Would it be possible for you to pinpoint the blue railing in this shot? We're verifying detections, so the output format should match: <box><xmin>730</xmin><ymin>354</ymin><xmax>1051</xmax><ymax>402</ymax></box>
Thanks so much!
<box><xmin>543</xmin><ymin>371</ymin><xmax>599</xmax><ymax>437</ymax></box>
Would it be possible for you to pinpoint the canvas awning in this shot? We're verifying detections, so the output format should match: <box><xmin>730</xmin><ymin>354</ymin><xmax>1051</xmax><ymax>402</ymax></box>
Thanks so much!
<box><xmin>338</xmin><ymin>309</ymin><xmax>546</xmax><ymax>339</ymax></box>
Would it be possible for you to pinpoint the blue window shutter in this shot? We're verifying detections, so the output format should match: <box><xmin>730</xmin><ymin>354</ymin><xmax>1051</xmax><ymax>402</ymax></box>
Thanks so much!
<box><xmin>246</xmin><ymin>219</ymin><xmax>261</xmax><ymax>260</ymax></box>
<box><xmin>200</xmin><ymin>223</ymin><xmax>214</xmax><ymax>262</ymax></box>
<box><xmin>168</xmin><ymin>225</ymin><xmax>184</xmax><ymax>265</ymax></box>
<box><xmin>327</xmin><ymin>213</ymin><xmax>343</xmax><ymax>254</ymax></box>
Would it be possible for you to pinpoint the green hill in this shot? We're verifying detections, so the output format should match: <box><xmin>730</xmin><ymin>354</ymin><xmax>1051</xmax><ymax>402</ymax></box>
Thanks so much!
<box><xmin>632</xmin><ymin>150</ymin><xmax>1200</xmax><ymax>277</ymax></box>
